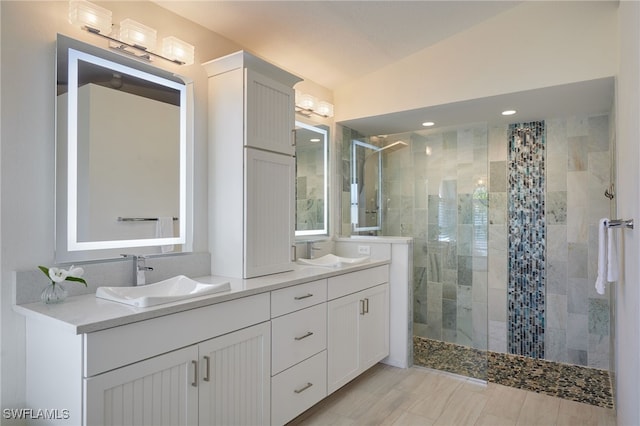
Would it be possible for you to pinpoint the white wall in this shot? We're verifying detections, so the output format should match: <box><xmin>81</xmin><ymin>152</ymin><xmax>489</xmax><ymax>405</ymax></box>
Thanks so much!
<box><xmin>615</xmin><ymin>2</ymin><xmax>640</xmax><ymax>424</ymax></box>
<box><xmin>334</xmin><ymin>1</ymin><xmax>619</xmax><ymax>122</ymax></box>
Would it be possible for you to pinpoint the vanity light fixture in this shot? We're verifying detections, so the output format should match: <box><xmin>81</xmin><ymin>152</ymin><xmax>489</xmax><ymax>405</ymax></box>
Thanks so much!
<box><xmin>69</xmin><ymin>0</ymin><xmax>112</xmax><ymax>35</ymax></box>
<box><xmin>295</xmin><ymin>90</ymin><xmax>334</xmax><ymax>118</ymax></box>
<box><xmin>315</xmin><ymin>100</ymin><xmax>334</xmax><ymax>118</ymax></box>
<box><xmin>162</xmin><ymin>36</ymin><xmax>196</xmax><ymax>66</ymax></box>
<box><xmin>68</xmin><ymin>0</ymin><xmax>195</xmax><ymax>65</ymax></box>
<box><xmin>119</xmin><ymin>18</ymin><xmax>157</xmax><ymax>52</ymax></box>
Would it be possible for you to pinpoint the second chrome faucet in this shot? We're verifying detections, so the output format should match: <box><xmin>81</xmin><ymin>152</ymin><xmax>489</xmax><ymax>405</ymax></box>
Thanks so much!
<box><xmin>122</xmin><ymin>254</ymin><xmax>154</xmax><ymax>285</ymax></box>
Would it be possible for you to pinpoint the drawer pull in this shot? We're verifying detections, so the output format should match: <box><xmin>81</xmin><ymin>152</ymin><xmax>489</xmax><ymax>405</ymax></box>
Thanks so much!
<box><xmin>294</xmin><ymin>382</ymin><xmax>313</xmax><ymax>394</ymax></box>
<box><xmin>294</xmin><ymin>331</ymin><xmax>314</xmax><ymax>341</ymax></box>
<box><xmin>360</xmin><ymin>299</ymin><xmax>366</xmax><ymax>315</ymax></box>
<box><xmin>203</xmin><ymin>356</ymin><xmax>211</xmax><ymax>382</ymax></box>
<box><xmin>365</xmin><ymin>297</ymin><xmax>370</xmax><ymax>314</ymax></box>
<box><xmin>191</xmin><ymin>360</ymin><xmax>198</xmax><ymax>387</ymax></box>
<box><xmin>294</xmin><ymin>293</ymin><xmax>314</xmax><ymax>300</ymax></box>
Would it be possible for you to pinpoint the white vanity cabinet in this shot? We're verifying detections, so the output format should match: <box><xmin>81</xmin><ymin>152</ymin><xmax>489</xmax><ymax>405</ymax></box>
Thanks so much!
<box><xmin>327</xmin><ymin>265</ymin><xmax>390</xmax><ymax>394</ymax></box>
<box><xmin>204</xmin><ymin>51</ymin><xmax>302</xmax><ymax>279</ymax></box>
<box><xmin>25</xmin><ymin>293</ymin><xmax>271</xmax><ymax>426</ymax></box>
<box><xmin>270</xmin><ymin>279</ymin><xmax>328</xmax><ymax>425</ymax></box>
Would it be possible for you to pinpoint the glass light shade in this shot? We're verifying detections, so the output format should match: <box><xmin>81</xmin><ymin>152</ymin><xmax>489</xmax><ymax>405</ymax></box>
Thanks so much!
<box><xmin>119</xmin><ymin>19</ymin><xmax>157</xmax><ymax>51</ymax></box>
<box><xmin>69</xmin><ymin>0</ymin><xmax>113</xmax><ymax>35</ymax></box>
<box><xmin>315</xmin><ymin>101</ymin><xmax>334</xmax><ymax>117</ymax></box>
<box><xmin>162</xmin><ymin>36</ymin><xmax>195</xmax><ymax>66</ymax></box>
<box><xmin>297</xmin><ymin>93</ymin><xmax>317</xmax><ymax>111</ymax></box>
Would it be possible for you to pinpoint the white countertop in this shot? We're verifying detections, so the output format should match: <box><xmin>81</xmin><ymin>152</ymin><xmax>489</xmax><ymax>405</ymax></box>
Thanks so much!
<box><xmin>14</xmin><ymin>259</ymin><xmax>390</xmax><ymax>335</ymax></box>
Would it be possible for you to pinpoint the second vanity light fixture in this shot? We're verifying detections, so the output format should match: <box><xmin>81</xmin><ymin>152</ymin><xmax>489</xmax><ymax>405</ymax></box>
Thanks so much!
<box><xmin>68</xmin><ymin>0</ymin><xmax>195</xmax><ymax>66</ymax></box>
<box><xmin>295</xmin><ymin>90</ymin><xmax>334</xmax><ymax>118</ymax></box>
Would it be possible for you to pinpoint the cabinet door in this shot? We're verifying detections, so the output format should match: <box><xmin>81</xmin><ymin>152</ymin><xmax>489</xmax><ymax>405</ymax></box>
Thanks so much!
<box><xmin>245</xmin><ymin>148</ymin><xmax>295</xmax><ymax>278</ymax></box>
<box><xmin>360</xmin><ymin>283</ymin><xmax>390</xmax><ymax>370</ymax></box>
<box><xmin>84</xmin><ymin>345</ymin><xmax>198</xmax><ymax>426</ymax></box>
<box><xmin>327</xmin><ymin>292</ymin><xmax>361</xmax><ymax>394</ymax></box>
<box><xmin>245</xmin><ymin>69</ymin><xmax>295</xmax><ymax>156</ymax></box>
<box><xmin>198</xmin><ymin>322</ymin><xmax>271</xmax><ymax>426</ymax></box>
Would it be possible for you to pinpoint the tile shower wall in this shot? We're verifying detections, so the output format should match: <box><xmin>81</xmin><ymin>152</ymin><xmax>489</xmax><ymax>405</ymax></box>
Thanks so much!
<box><xmin>296</xmin><ymin>145</ymin><xmax>325</xmax><ymax>231</ymax></box>
<box><xmin>489</xmin><ymin>115</ymin><xmax>612</xmax><ymax>368</ymax></box>
<box><xmin>339</xmin><ymin>114</ymin><xmax>611</xmax><ymax>369</ymax></box>
<box><xmin>339</xmin><ymin>123</ymin><xmax>489</xmax><ymax>351</ymax></box>
<box><xmin>507</xmin><ymin>122</ymin><xmax>546</xmax><ymax>358</ymax></box>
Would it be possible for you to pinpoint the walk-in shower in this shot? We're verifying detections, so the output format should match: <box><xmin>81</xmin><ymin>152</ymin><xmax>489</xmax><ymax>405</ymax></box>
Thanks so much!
<box><xmin>340</xmin><ymin>113</ymin><xmax>615</xmax><ymax>408</ymax></box>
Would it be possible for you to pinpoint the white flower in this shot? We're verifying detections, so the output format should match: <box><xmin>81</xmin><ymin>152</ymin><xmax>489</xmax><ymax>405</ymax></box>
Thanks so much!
<box><xmin>48</xmin><ymin>267</ymin><xmax>69</xmax><ymax>283</ymax></box>
<box><xmin>38</xmin><ymin>265</ymin><xmax>88</xmax><ymax>287</ymax></box>
<box><xmin>67</xmin><ymin>265</ymin><xmax>84</xmax><ymax>278</ymax></box>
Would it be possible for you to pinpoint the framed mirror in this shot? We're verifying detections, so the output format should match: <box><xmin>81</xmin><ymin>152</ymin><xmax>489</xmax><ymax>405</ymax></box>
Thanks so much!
<box><xmin>351</xmin><ymin>139</ymin><xmax>382</xmax><ymax>232</ymax></box>
<box><xmin>56</xmin><ymin>34</ymin><xmax>192</xmax><ymax>261</ymax></box>
<box><xmin>295</xmin><ymin>121</ymin><xmax>328</xmax><ymax>236</ymax></box>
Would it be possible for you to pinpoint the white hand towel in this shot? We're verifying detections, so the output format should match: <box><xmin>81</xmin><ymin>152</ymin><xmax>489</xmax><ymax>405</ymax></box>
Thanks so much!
<box><xmin>607</xmin><ymin>222</ymin><xmax>619</xmax><ymax>283</ymax></box>
<box><xmin>156</xmin><ymin>217</ymin><xmax>174</xmax><ymax>253</ymax></box>
<box><xmin>595</xmin><ymin>218</ymin><xmax>608</xmax><ymax>295</ymax></box>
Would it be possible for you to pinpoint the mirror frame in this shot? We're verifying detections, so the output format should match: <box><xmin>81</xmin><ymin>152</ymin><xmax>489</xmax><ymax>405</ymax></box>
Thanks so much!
<box><xmin>295</xmin><ymin>121</ymin><xmax>329</xmax><ymax>237</ymax></box>
<box><xmin>56</xmin><ymin>34</ymin><xmax>193</xmax><ymax>260</ymax></box>
<box><xmin>351</xmin><ymin>139</ymin><xmax>382</xmax><ymax>232</ymax></box>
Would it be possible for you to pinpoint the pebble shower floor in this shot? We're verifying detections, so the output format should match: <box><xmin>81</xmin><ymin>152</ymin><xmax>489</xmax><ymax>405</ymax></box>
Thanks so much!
<box><xmin>413</xmin><ymin>336</ymin><xmax>614</xmax><ymax>409</ymax></box>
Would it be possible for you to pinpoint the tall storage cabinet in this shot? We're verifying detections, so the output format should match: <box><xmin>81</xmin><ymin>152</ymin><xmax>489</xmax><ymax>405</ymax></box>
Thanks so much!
<box><xmin>203</xmin><ymin>51</ymin><xmax>302</xmax><ymax>278</ymax></box>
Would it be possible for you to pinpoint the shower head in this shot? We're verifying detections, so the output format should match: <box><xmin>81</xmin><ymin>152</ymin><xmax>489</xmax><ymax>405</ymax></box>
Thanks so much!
<box><xmin>378</xmin><ymin>140</ymin><xmax>408</xmax><ymax>154</ymax></box>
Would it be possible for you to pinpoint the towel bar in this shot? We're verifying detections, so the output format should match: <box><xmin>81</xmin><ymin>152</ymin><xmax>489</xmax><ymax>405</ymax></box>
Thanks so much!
<box><xmin>118</xmin><ymin>217</ymin><xmax>179</xmax><ymax>222</ymax></box>
<box><xmin>606</xmin><ymin>219</ymin><xmax>634</xmax><ymax>229</ymax></box>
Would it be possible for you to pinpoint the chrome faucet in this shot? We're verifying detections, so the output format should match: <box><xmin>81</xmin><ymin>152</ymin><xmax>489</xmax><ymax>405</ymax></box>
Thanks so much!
<box><xmin>306</xmin><ymin>241</ymin><xmax>322</xmax><ymax>259</ymax></box>
<box><xmin>122</xmin><ymin>254</ymin><xmax>154</xmax><ymax>285</ymax></box>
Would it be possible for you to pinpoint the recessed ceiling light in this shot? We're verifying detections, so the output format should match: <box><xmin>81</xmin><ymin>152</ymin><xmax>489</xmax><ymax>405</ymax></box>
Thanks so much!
<box><xmin>501</xmin><ymin>110</ymin><xmax>517</xmax><ymax>116</ymax></box>
<box><xmin>310</xmin><ymin>138</ymin><xmax>321</xmax><ymax>143</ymax></box>
<box><xmin>422</xmin><ymin>121</ymin><xmax>435</xmax><ymax>127</ymax></box>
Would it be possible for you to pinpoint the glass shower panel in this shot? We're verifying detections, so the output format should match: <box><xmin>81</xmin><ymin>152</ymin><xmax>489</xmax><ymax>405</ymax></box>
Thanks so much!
<box><xmin>378</xmin><ymin>126</ymin><xmax>489</xmax><ymax>380</ymax></box>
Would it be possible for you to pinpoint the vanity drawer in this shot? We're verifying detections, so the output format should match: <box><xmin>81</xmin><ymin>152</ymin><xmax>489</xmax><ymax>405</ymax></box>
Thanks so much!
<box><xmin>327</xmin><ymin>265</ymin><xmax>389</xmax><ymax>300</ymax></box>
<box><xmin>271</xmin><ymin>303</ymin><xmax>326</xmax><ymax>375</ymax></box>
<box><xmin>271</xmin><ymin>350</ymin><xmax>327</xmax><ymax>426</ymax></box>
<box><xmin>271</xmin><ymin>279</ymin><xmax>327</xmax><ymax>317</ymax></box>
<box><xmin>84</xmin><ymin>293</ymin><xmax>270</xmax><ymax>377</ymax></box>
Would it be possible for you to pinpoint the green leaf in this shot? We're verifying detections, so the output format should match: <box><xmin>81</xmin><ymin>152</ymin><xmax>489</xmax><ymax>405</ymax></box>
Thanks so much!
<box><xmin>38</xmin><ymin>265</ymin><xmax>50</xmax><ymax>277</ymax></box>
<box><xmin>66</xmin><ymin>276</ymin><xmax>88</xmax><ymax>287</ymax></box>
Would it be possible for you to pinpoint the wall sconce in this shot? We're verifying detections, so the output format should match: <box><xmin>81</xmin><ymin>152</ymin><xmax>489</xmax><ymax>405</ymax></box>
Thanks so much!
<box><xmin>295</xmin><ymin>90</ymin><xmax>334</xmax><ymax>118</ymax></box>
<box><xmin>68</xmin><ymin>0</ymin><xmax>194</xmax><ymax>66</ymax></box>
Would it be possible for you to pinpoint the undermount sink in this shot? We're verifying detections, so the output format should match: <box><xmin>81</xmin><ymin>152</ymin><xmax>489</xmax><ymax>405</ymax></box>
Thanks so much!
<box><xmin>297</xmin><ymin>253</ymin><xmax>370</xmax><ymax>268</ymax></box>
<box><xmin>96</xmin><ymin>275</ymin><xmax>231</xmax><ymax>308</ymax></box>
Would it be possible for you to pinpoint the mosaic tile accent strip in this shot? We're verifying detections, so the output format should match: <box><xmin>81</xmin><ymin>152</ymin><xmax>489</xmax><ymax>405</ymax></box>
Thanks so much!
<box><xmin>413</xmin><ymin>336</ymin><xmax>614</xmax><ymax>409</ymax></box>
<box><xmin>507</xmin><ymin>121</ymin><xmax>546</xmax><ymax>359</ymax></box>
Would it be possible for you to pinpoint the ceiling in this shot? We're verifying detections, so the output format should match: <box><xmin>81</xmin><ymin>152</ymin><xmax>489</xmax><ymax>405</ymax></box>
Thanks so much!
<box><xmin>155</xmin><ymin>1</ymin><xmax>614</xmax><ymax>136</ymax></box>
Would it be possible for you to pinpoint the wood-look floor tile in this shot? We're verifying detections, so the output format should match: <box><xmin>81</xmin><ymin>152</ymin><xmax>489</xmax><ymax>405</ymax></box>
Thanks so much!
<box><xmin>434</xmin><ymin>387</ymin><xmax>489</xmax><ymax>426</ymax></box>
<box><xmin>482</xmin><ymin>382</ymin><xmax>528</xmax><ymax>422</ymax></box>
<box><xmin>516</xmin><ymin>391</ymin><xmax>561</xmax><ymax>426</ymax></box>
<box><xmin>288</xmin><ymin>364</ymin><xmax>617</xmax><ymax>426</ymax></box>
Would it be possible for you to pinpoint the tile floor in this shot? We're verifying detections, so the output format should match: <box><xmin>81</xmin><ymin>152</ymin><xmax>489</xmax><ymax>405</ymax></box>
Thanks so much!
<box><xmin>288</xmin><ymin>364</ymin><xmax>617</xmax><ymax>425</ymax></box>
